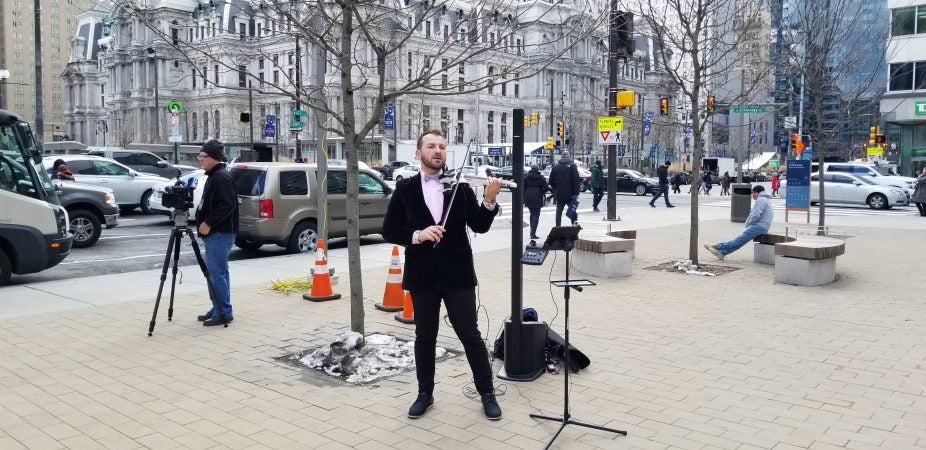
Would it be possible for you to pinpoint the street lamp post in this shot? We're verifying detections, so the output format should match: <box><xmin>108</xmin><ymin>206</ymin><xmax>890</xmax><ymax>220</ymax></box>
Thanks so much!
<box><xmin>147</xmin><ymin>47</ymin><xmax>160</xmax><ymax>143</ymax></box>
<box><xmin>0</xmin><ymin>69</ymin><xmax>8</xmax><ymax>110</ymax></box>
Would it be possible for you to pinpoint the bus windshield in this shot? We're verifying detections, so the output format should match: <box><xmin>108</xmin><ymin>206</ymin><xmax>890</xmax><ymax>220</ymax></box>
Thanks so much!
<box><xmin>0</xmin><ymin>124</ymin><xmax>55</xmax><ymax>201</ymax></box>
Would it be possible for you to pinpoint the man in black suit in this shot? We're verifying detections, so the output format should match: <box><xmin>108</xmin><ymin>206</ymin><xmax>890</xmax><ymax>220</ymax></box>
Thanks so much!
<box><xmin>382</xmin><ymin>129</ymin><xmax>503</xmax><ymax>421</ymax></box>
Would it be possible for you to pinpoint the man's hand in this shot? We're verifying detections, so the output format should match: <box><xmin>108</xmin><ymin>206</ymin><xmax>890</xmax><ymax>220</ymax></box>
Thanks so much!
<box><xmin>198</xmin><ymin>222</ymin><xmax>211</xmax><ymax>236</ymax></box>
<box><xmin>483</xmin><ymin>177</ymin><xmax>502</xmax><ymax>203</ymax></box>
<box><xmin>418</xmin><ymin>225</ymin><xmax>445</xmax><ymax>243</ymax></box>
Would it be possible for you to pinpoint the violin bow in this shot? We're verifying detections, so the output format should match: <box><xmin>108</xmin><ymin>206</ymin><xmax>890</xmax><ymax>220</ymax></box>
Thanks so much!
<box><xmin>434</xmin><ymin>139</ymin><xmax>474</xmax><ymax>248</ymax></box>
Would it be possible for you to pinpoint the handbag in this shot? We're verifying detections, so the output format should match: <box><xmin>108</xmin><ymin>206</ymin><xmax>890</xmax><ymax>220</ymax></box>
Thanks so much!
<box><xmin>565</xmin><ymin>196</ymin><xmax>579</xmax><ymax>222</ymax></box>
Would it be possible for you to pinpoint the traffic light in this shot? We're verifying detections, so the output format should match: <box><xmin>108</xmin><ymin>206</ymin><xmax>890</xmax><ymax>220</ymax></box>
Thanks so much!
<box><xmin>706</xmin><ymin>96</ymin><xmax>715</xmax><ymax>113</ymax></box>
<box><xmin>556</xmin><ymin>121</ymin><xmax>564</xmax><ymax>137</ymax></box>
<box><xmin>790</xmin><ymin>133</ymin><xmax>805</xmax><ymax>154</ymax></box>
<box><xmin>875</xmin><ymin>134</ymin><xmax>886</xmax><ymax>144</ymax></box>
<box><xmin>659</xmin><ymin>97</ymin><xmax>669</xmax><ymax>116</ymax></box>
<box><xmin>531</xmin><ymin>112</ymin><xmax>539</xmax><ymax>125</ymax></box>
<box><xmin>545</xmin><ymin>136</ymin><xmax>554</xmax><ymax>149</ymax></box>
<box><xmin>523</xmin><ymin>116</ymin><xmax>530</xmax><ymax>128</ymax></box>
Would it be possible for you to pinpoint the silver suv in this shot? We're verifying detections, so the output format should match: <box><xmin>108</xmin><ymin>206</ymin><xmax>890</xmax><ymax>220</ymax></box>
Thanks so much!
<box><xmin>228</xmin><ymin>163</ymin><xmax>393</xmax><ymax>253</ymax></box>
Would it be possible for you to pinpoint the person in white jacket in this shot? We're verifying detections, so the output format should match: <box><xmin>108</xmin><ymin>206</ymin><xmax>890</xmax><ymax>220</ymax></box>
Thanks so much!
<box><xmin>704</xmin><ymin>185</ymin><xmax>773</xmax><ymax>260</ymax></box>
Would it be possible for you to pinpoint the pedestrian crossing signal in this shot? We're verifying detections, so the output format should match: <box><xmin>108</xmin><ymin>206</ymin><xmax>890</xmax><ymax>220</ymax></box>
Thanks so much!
<box><xmin>659</xmin><ymin>98</ymin><xmax>669</xmax><ymax>116</ymax></box>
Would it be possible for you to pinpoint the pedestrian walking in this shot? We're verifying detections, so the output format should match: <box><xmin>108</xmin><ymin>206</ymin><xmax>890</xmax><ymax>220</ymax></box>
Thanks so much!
<box><xmin>590</xmin><ymin>160</ymin><xmax>605</xmax><ymax>212</ymax></box>
<box><xmin>720</xmin><ymin>171</ymin><xmax>731</xmax><ymax>196</ymax></box>
<box><xmin>381</xmin><ymin>129</ymin><xmax>503</xmax><ymax>421</ymax></box>
<box><xmin>549</xmin><ymin>150</ymin><xmax>581</xmax><ymax>226</ymax></box>
<box><xmin>671</xmin><ymin>171</ymin><xmax>683</xmax><ymax>194</ymax></box>
<box><xmin>649</xmin><ymin>160</ymin><xmax>675</xmax><ymax>208</ymax></box>
<box><xmin>702</xmin><ymin>171</ymin><xmax>713</xmax><ymax>195</ymax></box>
<box><xmin>524</xmin><ymin>165</ymin><xmax>551</xmax><ymax>239</ymax></box>
<box><xmin>771</xmin><ymin>172</ymin><xmax>781</xmax><ymax>197</ymax></box>
<box><xmin>704</xmin><ymin>185</ymin><xmax>773</xmax><ymax>260</ymax></box>
<box><xmin>913</xmin><ymin>167</ymin><xmax>926</xmax><ymax>217</ymax></box>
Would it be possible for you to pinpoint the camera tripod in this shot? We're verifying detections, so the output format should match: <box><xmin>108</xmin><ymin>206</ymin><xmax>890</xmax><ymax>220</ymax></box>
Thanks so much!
<box><xmin>147</xmin><ymin>209</ymin><xmax>226</xmax><ymax>336</ymax></box>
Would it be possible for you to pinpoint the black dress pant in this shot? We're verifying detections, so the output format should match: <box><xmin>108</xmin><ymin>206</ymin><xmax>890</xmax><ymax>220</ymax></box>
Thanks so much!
<box><xmin>409</xmin><ymin>286</ymin><xmax>494</xmax><ymax>395</ymax></box>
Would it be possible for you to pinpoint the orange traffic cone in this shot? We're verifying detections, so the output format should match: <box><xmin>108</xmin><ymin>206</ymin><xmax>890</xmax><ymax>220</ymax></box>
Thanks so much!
<box><xmin>395</xmin><ymin>291</ymin><xmax>415</xmax><ymax>324</ymax></box>
<box><xmin>376</xmin><ymin>246</ymin><xmax>405</xmax><ymax>312</ymax></box>
<box><xmin>303</xmin><ymin>239</ymin><xmax>341</xmax><ymax>302</ymax></box>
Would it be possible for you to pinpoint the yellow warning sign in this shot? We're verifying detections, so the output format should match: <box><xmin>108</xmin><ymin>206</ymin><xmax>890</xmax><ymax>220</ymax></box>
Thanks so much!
<box><xmin>597</xmin><ymin>116</ymin><xmax>624</xmax><ymax>131</ymax></box>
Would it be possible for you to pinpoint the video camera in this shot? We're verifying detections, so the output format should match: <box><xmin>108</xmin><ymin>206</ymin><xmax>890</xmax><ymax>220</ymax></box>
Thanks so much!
<box><xmin>162</xmin><ymin>182</ymin><xmax>195</xmax><ymax>211</ymax></box>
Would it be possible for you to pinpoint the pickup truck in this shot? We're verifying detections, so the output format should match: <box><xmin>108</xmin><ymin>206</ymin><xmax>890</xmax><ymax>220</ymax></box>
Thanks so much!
<box><xmin>373</xmin><ymin>161</ymin><xmax>411</xmax><ymax>180</ymax></box>
<box><xmin>55</xmin><ymin>181</ymin><xmax>120</xmax><ymax>248</ymax></box>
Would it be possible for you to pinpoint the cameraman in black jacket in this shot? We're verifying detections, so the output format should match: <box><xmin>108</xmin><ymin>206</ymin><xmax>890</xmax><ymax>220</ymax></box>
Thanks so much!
<box><xmin>194</xmin><ymin>140</ymin><xmax>239</xmax><ymax>326</ymax></box>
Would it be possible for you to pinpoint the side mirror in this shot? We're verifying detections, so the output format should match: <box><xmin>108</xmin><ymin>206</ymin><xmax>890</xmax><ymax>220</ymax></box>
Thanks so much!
<box><xmin>383</xmin><ymin>186</ymin><xmax>393</xmax><ymax>196</ymax></box>
<box><xmin>155</xmin><ymin>160</ymin><xmax>169</xmax><ymax>168</ymax></box>
<box><xmin>129</xmin><ymin>170</ymin><xmax>137</xmax><ymax>177</ymax></box>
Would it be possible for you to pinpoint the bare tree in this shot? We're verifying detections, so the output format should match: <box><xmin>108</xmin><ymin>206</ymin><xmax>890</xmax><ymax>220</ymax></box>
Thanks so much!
<box><xmin>633</xmin><ymin>0</ymin><xmax>767</xmax><ymax>264</ymax></box>
<box><xmin>784</xmin><ymin>0</ymin><xmax>888</xmax><ymax>233</ymax></box>
<box><xmin>117</xmin><ymin>0</ymin><xmax>604</xmax><ymax>335</ymax></box>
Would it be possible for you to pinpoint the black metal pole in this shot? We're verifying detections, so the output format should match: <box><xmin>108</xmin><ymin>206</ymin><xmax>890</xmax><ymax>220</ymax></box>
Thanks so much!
<box><xmin>295</xmin><ymin>36</ymin><xmax>302</xmax><ymax>161</ymax></box>
<box><xmin>33</xmin><ymin>0</ymin><xmax>44</xmax><ymax>148</ymax></box>
<box><xmin>512</xmin><ymin>109</ymin><xmax>525</xmax><ymax>324</ymax></box>
<box><xmin>248</xmin><ymin>82</ymin><xmax>254</xmax><ymax>150</ymax></box>
<box><xmin>606</xmin><ymin>0</ymin><xmax>619</xmax><ymax>220</ymax></box>
<box><xmin>550</xmin><ymin>78</ymin><xmax>554</xmax><ymax>165</ymax></box>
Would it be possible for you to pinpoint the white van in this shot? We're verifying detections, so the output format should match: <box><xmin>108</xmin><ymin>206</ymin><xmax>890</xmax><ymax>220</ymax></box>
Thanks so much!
<box><xmin>811</xmin><ymin>162</ymin><xmax>916</xmax><ymax>197</ymax></box>
<box><xmin>0</xmin><ymin>110</ymin><xmax>73</xmax><ymax>285</ymax></box>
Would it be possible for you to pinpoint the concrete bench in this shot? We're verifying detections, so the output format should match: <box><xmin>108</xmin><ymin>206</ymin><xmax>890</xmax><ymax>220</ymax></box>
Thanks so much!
<box><xmin>571</xmin><ymin>236</ymin><xmax>635</xmax><ymax>278</ymax></box>
<box><xmin>752</xmin><ymin>234</ymin><xmax>796</xmax><ymax>265</ymax></box>
<box><xmin>606</xmin><ymin>230</ymin><xmax>637</xmax><ymax>259</ymax></box>
<box><xmin>774</xmin><ymin>238</ymin><xmax>845</xmax><ymax>286</ymax></box>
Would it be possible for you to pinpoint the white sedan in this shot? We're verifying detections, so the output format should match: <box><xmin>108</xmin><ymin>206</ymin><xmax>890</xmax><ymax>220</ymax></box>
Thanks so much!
<box><xmin>392</xmin><ymin>164</ymin><xmax>420</xmax><ymax>181</ymax></box>
<box><xmin>808</xmin><ymin>173</ymin><xmax>909</xmax><ymax>210</ymax></box>
<box><xmin>148</xmin><ymin>169</ymin><xmax>206</xmax><ymax>219</ymax></box>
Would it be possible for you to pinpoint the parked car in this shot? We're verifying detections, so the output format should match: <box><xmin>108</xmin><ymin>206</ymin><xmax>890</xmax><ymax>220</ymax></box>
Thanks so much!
<box><xmin>540</xmin><ymin>165</ymin><xmax>591</xmax><ymax>192</ymax></box>
<box><xmin>148</xmin><ymin>169</ymin><xmax>206</xmax><ymax>220</ymax></box>
<box><xmin>86</xmin><ymin>149</ymin><xmax>197</xmax><ymax>179</ymax></box>
<box><xmin>812</xmin><ymin>162</ymin><xmax>916</xmax><ymax>195</ymax></box>
<box><xmin>601</xmin><ymin>169</ymin><xmax>660</xmax><ymax>195</ymax></box>
<box><xmin>43</xmin><ymin>155</ymin><xmax>172</xmax><ymax>214</ymax></box>
<box><xmin>372</xmin><ymin>160</ymin><xmax>411</xmax><ymax>180</ymax></box>
<box><xmin>53</xmin><ymin>180</ymin><xmax>119</xmax><ymax>248</ymax></box>
<box><xmin>229</xmin><ymin>163</ymin><xmax>392</xmax><ymax>253</ymax></box>
<box><xmin>808</xmin><ymin>173</ymin><xmax>909</xmax><ymax>209</ymax></box>
<box><xmin>392</xmin><ymin>164</ymin><xmax>420</xmax><ymax>181</ymax></box>
<box><xmin>494</xmin><ymin>166</ymin><xmax>533</xmax><ymax>182</ymax></box>
<box><xmin>670</xmin><ymin>171</ymin><xmax>692</xmax><ymax>185</ymax></box>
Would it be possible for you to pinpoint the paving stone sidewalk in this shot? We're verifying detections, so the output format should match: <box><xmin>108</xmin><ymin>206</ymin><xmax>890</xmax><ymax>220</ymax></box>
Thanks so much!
<box><xmin>1</xmin><ymin>220</ymin><xmax>925</xmax><ymax>449</ymax></box>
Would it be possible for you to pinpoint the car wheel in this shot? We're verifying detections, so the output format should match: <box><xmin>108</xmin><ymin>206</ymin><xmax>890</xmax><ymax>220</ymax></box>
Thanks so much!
<box><xmin>235</xmin><ymin>239</ymin><xmax>263</xmax><ymax>251</ymax></box>
<box><xmin>634</xmin><ymin>184</ymin><xmax>648</xmax><ymax>196</ymax></box>
<box><xmin>0</xmin><ymin>248</ymin><xmax>11</xmax><ymax>286</ymax></box>
<box><xmin>69</xmin><ymin>209</ymin><xmax>102</xmax><ymax>248</ymax></box>
<box><xmin>395</xmin><ymin>175</ymin><xmax>403</xmax><ymax>181</ymax></box>
<box><xmin>286</xmin><ymin>220</ymin><xmax>318</xmax><ymax>254</ymax></box>
<box><xmin>139</xmin><ymin>190</ymin><xmax>154</xmax><ymax>214</ymax></box>
<box><xmin>867</xmin><ymin>193</ymin><xmax>888</xmax><ymax>210</ymax></box>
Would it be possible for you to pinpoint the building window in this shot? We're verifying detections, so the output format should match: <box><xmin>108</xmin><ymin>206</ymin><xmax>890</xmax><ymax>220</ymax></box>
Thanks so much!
<box><xmin>214</xmin><ymin>110</ymin><xmax>220</xmax><ymax>138</ymax></box>
<box><xmin>192</xmin><ymin>112</ymin><xmax>198</xmax><ymax>140</ymax></box>
<box><xmin>202</xmin><ymin>66</ymin><xmax>207</xmax><ymax>85</ymax></box>
<box><xmin>892</xmin><ymin>7</ymin><xmax>917</xmax><ymax>36</ymax></box>
<box><xmin>442</xmin><ymin>74</ymin><xmax>448</xmax><ymax>89</ymax></box>
<box><xmin>259</xmin><ymin>58</ymin><xmax>264</xmax><ymax>70</ymax></box>
<box><xmin>238</xmin><ymin>65</ymin><xmax>247</xmax><ymax>87</ymax></box>
<box><xmin>192</xmin><ymin>68</ymin><xmax>197</xmax><ymax>88</ymax></box>
<box><xmin>502</xmin><ymin>82</ymin><xmax>507</xmax><ymax>97</ymax></box>
<box><xmin>273</xmin><ymin>70</ymin><xmax>279</xmax><ymax>84</ymax></box>
<box><xmin>889</xmin><ymin>62</ymin><xmax>914</xmax><ymax>91</ymax></box>
<box><xmin>487</xmin><ymin>124</ymin><xmax>494</xmax><ymax>142</ymax></box>
<box><xmin>214</xmin><ymin>65</ymin><xmax>219</xmax><ymax>85</ymax></box>
<box><xmin>458</xmin><ymin>77</ymin><xmax>465</xmax><ymax>93</ymax></box>
<box><xmin>258</xmin><ymin>72</ymin><xmax>264</xmax><ymax>87</ymax></box>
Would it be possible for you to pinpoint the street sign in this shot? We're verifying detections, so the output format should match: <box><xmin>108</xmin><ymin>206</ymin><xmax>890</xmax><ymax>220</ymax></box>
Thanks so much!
<box><xmin>488</xmin><ymin>147</ymin><xmax>504</xmax><ymax>157</ymax></box>
<box><xmin>731</xmin><ymin>106</ymin><xmax>766</xmax><ymax>114</ymax></box>
<box><xmin>290</xmin><ymin>119</ymin><xmax>303</xmax><ymax>130</ymax></box>
<box><xmin>597</xmin><ymin>116</ymin><xmax>624</xmax><ymax>144</ymax></box>
<box><xmin>166</xmin><ymin>99</ymin><xmax>183</xmax><ymax>113</ymax></box>
<box><xmin>293</xmin><ymin>109</ymin><xmax>307</xmax><ymax>117</ymax></box>
<box><xmin>265</xmin><ymin>115</ymin><xmax>277</xmax><ymax>138</ymax></box>
<box><xmin>383</xmin><ymin>102</ymin><xmax>394</xmax><ymax>130</ymax></box>
<box><xmin>785</xmin><ymin>159</ymin><xmax>811</xmax><ymax>212</ymax></box>
<box><xmin>866</xmin><ymin>146</ymin><xmax>883</xmax><ymax>156</ymax></box>
<box><xmin>916</xmin><ymin>101</ymin><xmax>926</xmax><ymax>115</ymax></box>
<box><xmin>168</xmin><ymin>135</ymin><xmax>183</xmax><ymax>143</ymax></box>
<box><xmin>769</xmin><ymin>159</ymin><xmax>779</xmax><ymax>169</ymax></box>
<box><xmin>784</xmin><ymin>116</ymin><xmax>797</xmax><ymax>128</ymax></box>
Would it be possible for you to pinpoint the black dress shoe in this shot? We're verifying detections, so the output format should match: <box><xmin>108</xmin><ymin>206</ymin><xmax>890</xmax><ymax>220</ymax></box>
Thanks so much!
<box><xmin>667</xmin><ymin>204</ymin><xmax>675</xmax><ymax>208</ymax></box>
<box><xmin>481</xmin><ymin>393</ymin><xmax>502</xmax><ymax>420</ymax></box>
<box><xmin>530</xmin><ymin>235</ymin><xmax>540</xmax><ymax>240</ymax></box>
<box><xmin>203</xmin><ymin>316</ymin><xmax>233</xmax><ymax>326</ymax></box>
<box><xmin>408</xmin><ymin>392</ymin><xmax>433</xmax><ymax>419</ymax></box>
<box><xmin>197</xmin><ymin>313</ymin><xmax>212</xmax><ymax>322</ymax></box>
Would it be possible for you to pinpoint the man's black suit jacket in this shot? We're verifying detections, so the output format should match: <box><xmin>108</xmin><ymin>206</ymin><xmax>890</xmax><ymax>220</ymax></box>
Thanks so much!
<box><xmin>382</xmin><ymin>173</ymin><xmax>499</xmax><ymax>291</ymax></box>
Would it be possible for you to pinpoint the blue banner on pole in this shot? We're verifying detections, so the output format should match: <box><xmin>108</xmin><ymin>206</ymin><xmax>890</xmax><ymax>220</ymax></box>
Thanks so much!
<box><xmin>785</xmin><ymin>159</ymin><xmax>811</xmax><ymax>211</ymax></box>
<box><xmin>643</xmin><ymin>111</ymin><xmax>655</xmax><ymax>137</ymax></box>
<box><xmin>383</xmin><ymin>102</ymin><xmax>395</xmax><ymax>130</ymax></box>
<box><xmin>618</xmin><ymin>144</ymin><xmax>626</xmax><ymax>156</ymax></box>
<box><xmin>749</xmin><ymin>128</ymin><xmax>759</xmax><ymax>143</ymax></box>
<box><xmin>264</xmin><ymin>115</ymin><xmax>276</xmax><ymax>138</ymax></box>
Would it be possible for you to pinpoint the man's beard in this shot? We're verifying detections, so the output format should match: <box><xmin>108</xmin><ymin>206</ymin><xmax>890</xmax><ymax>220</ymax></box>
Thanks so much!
<box><xmin>421</xmin><ymin>158</ymin><xmax>443</xmax><ymax>172</ymax></box>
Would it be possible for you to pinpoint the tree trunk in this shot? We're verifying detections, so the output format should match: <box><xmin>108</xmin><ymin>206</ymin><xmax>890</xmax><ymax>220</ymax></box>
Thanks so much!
<box><xmin>339</xmin><ymin>6</ymin><xmax>365</xmax><ymax>335</ymax></box>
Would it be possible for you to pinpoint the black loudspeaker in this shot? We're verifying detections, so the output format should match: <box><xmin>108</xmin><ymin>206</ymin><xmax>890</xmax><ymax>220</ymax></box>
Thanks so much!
<box><xmin>498</xmin><ymin>320</ymin><xmax>548</xmax><ymax>381</ymax></box>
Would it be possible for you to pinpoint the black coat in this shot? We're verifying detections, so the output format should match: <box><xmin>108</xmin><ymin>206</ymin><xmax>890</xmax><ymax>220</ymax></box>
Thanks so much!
<box><xmin>523</xmin><ymin>171</ymin><xmax>550</xmax><ymax>210</ymax></box>
<box><xmin>196</xmin><ymin>164</ymin><xmax>239</xmax><ymax>234</ymax></box>
<box><xmin>549</xmin><ymin>160</ymin><xmax>581</xmax><ymax>202</ymax></box>
<box><xmin>382</xmin><ymin>173</ymin><xmax>499</xmax><ymax>291</ymax></box>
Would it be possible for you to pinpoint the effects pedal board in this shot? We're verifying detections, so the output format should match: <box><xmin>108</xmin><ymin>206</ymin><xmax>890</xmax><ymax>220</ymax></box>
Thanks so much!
<box><xmin>521</xmin><ymin>241</ymin><xmax>549</xmax><ymax>266</ymax></box>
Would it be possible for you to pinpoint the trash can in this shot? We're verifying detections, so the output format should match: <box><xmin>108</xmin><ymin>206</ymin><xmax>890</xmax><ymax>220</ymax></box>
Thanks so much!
<box><xmin>731</xmin><ymin>183</ymin><xmax>753</xmax><ymax>222</ymax></box>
